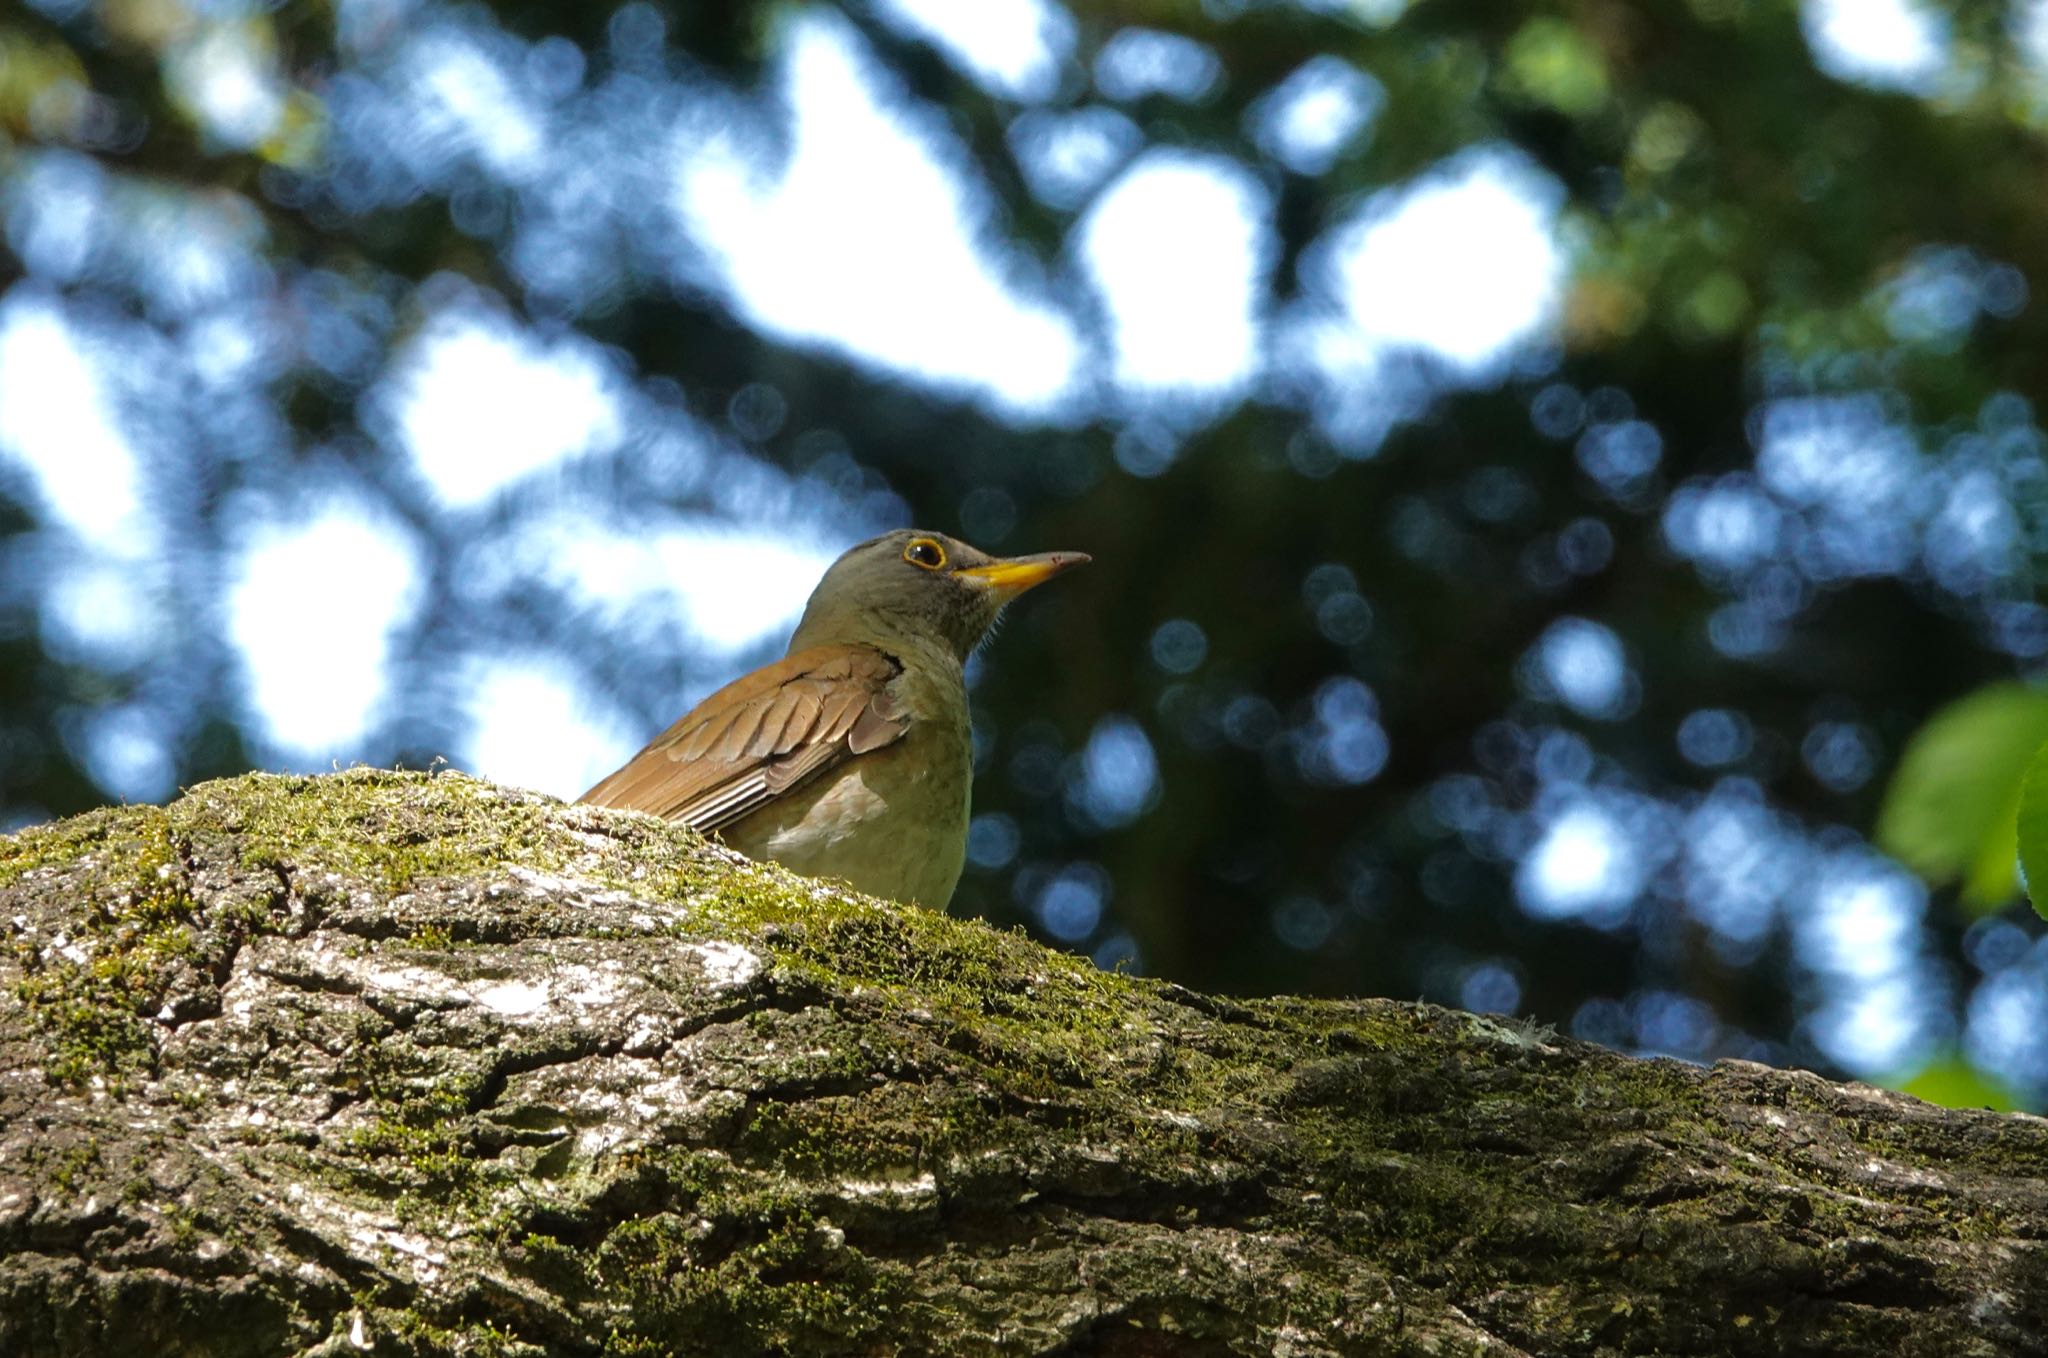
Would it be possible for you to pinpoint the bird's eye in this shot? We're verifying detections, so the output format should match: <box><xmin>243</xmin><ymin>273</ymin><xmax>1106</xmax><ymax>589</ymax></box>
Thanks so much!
<box><xmin>903</xmin><ymin>538</ymin><xmax>947</xmax><ymax>570</ymax></box>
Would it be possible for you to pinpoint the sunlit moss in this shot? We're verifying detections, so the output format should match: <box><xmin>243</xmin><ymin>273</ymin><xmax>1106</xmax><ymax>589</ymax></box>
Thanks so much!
<box><xmin>6</xmin><ymin>805</ymin><xmax>200</xmax><ymax>1086</ymax></box>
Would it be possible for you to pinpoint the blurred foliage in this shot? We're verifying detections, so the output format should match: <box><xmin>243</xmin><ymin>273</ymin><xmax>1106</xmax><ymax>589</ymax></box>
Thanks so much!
<box><xmin>1898</xmin><ymin>1050</ymin><xmax>2022</xmax><ymax>1113</ymax></box>
<box><xmin>2018</xmin><ymin>735</ymin><xmax>2048</xmax><ymax>922</ymax></box>
<box><xmin>1876</xmin><ymin>682</ymin><xmax>2048</xmax><ymax>912</ymax></box>
<box><xmin>7</xmin><ymin>0</ymin><xmax>2048</xmax><ymax>1107</ymax></box>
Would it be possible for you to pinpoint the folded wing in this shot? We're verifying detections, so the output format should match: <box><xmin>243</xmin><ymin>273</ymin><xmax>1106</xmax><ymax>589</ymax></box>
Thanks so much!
<box><xmin>578</xmin><ymin>643</ymin><xmax>908</xmax><ymax>831</ymax></box>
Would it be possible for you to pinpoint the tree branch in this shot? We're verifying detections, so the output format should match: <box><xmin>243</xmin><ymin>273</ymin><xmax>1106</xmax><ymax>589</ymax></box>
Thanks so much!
<box><xmin>1</xmin><ymin>770</ymin><xmax>2041</xmax><ymax>1356</ymax></box>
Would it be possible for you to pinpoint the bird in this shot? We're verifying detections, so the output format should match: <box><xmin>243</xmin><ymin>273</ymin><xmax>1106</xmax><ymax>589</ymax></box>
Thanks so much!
<box><xmin>579</xmin><ymin>529</ymin><xmax>1089</xmax><ymax>909</ymax></box>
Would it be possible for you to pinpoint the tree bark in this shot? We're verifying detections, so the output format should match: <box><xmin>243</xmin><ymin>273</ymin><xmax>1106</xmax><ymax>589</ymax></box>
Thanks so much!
<box><xmin>0</xmin><ymin>770</ymin><xmax>2042</xmax><ymax>1357</ymax></box>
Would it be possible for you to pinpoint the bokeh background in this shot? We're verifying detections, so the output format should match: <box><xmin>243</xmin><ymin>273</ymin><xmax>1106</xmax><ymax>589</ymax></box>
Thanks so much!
<box><xmin>5</xmin><ymin>0</ymin><xmax>2048</xmax><ymax>1106</ymax></box>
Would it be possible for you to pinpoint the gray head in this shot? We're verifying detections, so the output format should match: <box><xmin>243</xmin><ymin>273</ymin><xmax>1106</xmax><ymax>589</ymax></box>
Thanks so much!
<box><xmin>786</xmin><ymin>529</ymin><xmax>1089</xmax><ymax>661</ymax></box>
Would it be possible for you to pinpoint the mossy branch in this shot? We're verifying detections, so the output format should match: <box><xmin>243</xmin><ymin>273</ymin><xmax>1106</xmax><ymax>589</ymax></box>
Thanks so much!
<box><xmin>1</xmin><ymin>771</ymin><xmax>2043</xmax><ymax>1357</ymax></box>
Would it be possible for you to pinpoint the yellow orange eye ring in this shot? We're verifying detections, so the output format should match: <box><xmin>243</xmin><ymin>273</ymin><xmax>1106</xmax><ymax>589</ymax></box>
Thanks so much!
<box><xmin>903</xmin><ymin>537</ymin><xmax>947</xmax><ymax>570</ymax></box>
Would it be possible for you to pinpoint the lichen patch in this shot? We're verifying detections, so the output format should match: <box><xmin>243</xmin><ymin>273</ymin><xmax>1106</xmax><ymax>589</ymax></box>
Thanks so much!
<box><xmin>682</xmin><ymin>939</ymin><xmax>763</xmax><ymax>991</ymax></box>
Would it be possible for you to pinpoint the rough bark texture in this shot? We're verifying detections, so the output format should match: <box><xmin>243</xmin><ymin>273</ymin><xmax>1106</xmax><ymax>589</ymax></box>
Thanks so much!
<box><xmin>0</xmin><ymin>770</ymin><xmax>2043</xmax><ymax>1357</ymax></box>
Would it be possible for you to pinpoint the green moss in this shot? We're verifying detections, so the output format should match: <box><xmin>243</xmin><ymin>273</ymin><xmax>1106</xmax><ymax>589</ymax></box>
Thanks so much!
<box><xmin>329</xmin><ymin>1071</ymin><xmax>509</xmax><ymax>1229</ymax></box>
<box><xmin>0</xmin><ymin>803</ymin><xmax>165</xmax><ymax>890</ymax></box>
<box><xmin>194</xmin><ymin>768</ymin><xmax>573</xmax><ymax>891</ymax></box>
<box><xmin>7</xmin><ymin>807</ymin><xmax>205</xmax><ymax>1086</ymax></box>
<box><xmin>695</xmin><ymin>876</ymin><xmax>1165</xmax><ymax>1098</ymax></box>
<box><xmin>593</xmin><ymin>1205</ymin><xmax>911</xmax><ymax>1356</ymax></box>
<box><xmin>2</xmin><ymin>778</ymin><xmax>543</xmax><ymax>1089</ymax></box>
<box><xmin>407</xmin><ymin>922</ymin><xmax>455</xmax><ymax>950</ymax></box>
<box><xmin>395</xmin><ymin>1310</ymin><xmax>536</xmax><ymax>1358</ymax></box>
<box><xmin>46</xmin><ymin>1137</ymin><xmax>102</xmax><ymax>1194</ymax></box>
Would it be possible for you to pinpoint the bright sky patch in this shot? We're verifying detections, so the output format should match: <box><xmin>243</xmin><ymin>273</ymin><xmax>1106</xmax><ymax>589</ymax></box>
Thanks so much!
<box><xmin>386</xmin><ymin>311</ymin><xmax>624</xmax><ymax>509</ymax></box>
<box><xmin>0</xmin><ymin>296</ymin><xmax>150</xmax><ymax>559</ymax></box>
<box><xmin>225</xmin><ymin>491</ymin><xmax>425</xmax><ymax>760</ymax></box>
<box><xmin>1801</xmin><ymin>0</ymin><xmax>1948</xmax><ymax>95</ymax></box>
<box><xmin>1079</xmin><ymin>150</ymin><xmax>1270</xmax><ymax>400</ymax></box>
<box><xmin>673</xmin><ymin>13</ymin><xmax>1083</xmax><ymax>421</ymax></box>
<box><xmin>872</xmin><ymin>0</ymin><xmax>1074</xmax><ymax>101</ymax></box>
<box><xmin>1315</xmin><ymin>146</ymin><xmax>1565</xmax><ymax>373</ymax></box>
<box><xmin>459</xmin><ymin>655</ymin><xmax>641</xmax><ymax>799</ymax></box>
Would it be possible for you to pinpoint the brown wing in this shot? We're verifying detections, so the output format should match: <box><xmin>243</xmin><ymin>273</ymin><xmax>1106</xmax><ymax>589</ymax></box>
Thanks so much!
<box><xmin>578</xmin><ymin>643</ymin><xmax>908</xmax><ymax>832</ymax></box>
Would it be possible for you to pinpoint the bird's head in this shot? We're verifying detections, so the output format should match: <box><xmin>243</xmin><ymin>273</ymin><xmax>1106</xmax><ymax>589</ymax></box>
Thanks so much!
<box><xmin>789</xmin><ymin>529</ymin><xmax>1090</xmax><ymax>662</ymax></box>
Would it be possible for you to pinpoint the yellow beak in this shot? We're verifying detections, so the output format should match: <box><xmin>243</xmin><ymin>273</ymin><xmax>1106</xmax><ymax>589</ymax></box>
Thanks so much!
<box><xmin>956</xmin><ymin>550</ymin><xmax>1091</xmax><ymax>598</ymax></box>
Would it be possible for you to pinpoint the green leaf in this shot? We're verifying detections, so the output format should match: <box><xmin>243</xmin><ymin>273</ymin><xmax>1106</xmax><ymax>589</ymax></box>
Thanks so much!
<box><xmin>1875</xmin><ymin>683</ymin><xmax>2048</xmax><ymax>913</ymax></box>
<box><xmin>1896</xmin><ymin>1055</ymin><xmax>2021</xmax><ymax>1113</ymax></box>
<box><xmin>2017</xmin><ymin>739</ymin><xmax>2048</xmax><ymax>922</ymax></box>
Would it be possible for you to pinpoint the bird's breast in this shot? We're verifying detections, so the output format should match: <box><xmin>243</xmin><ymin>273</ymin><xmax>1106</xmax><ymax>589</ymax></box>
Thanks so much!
<box><xmin>722</xmin><ymin>710</ymin><xmax>972</xmax><ymax>908</ymax></box>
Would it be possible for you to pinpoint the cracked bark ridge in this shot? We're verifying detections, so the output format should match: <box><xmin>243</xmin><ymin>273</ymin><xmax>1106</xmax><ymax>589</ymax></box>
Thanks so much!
<box><xmin>0</xmin><ymin>771</ymin><xmax>2044</xmax><ymax>1357</ymax></box>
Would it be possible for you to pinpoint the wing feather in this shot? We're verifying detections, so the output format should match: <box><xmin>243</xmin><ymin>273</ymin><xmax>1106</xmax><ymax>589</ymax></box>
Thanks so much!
<box><xmin>578</xmin><ymin>643</ymin><xmax>909</xmax><ymax>833</ymax></box>
<box><xmin>758</xmin><ymin>685</ymin><xmax>812</xmax><ymax>755</ymax></box>
<box><xmin>820</xmin><ymin>685</ymin><xmax>866</xmax><ymax>738</ymax></box>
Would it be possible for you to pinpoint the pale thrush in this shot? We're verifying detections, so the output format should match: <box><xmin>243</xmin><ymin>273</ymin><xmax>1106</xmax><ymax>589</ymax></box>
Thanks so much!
<box><xmin>579</xmin><ymin>529</ymin><xmax>1088</xmax><ymax>908</ymax></box>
